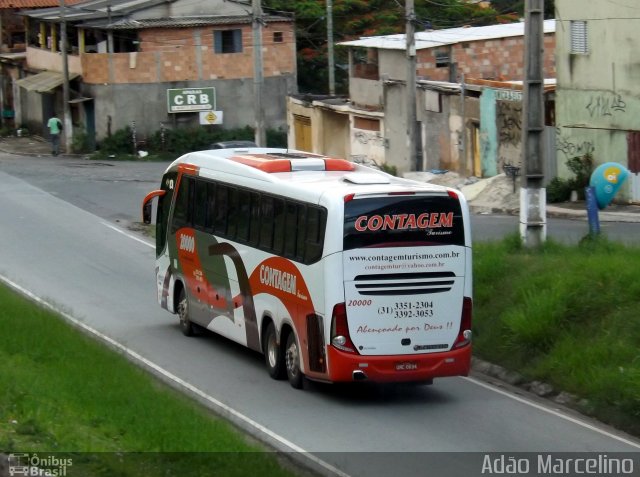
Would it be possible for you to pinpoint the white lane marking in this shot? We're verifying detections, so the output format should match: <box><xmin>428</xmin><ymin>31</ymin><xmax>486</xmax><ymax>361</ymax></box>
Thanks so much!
<box><xmin>101</xmin><ymin>221</ymin><xmax>154</xmax><ymax>248</ymax></box>
<box><xmin>0</xmin><ymin>274</ymin><xmax>350</xmax><ymax>477</ymax></box>
<box><xmin>463</xmin><ymin>376</ymin><xmax>640</xmax><ymax>449</ymax></box>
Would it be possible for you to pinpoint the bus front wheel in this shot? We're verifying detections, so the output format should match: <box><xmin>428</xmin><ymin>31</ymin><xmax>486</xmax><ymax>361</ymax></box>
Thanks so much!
<box><xmin>177</xmin><ymin>288</ymin><xmax>195</xmax><ymax>337</ymax></box>
<box><xmin>263</xmin><ymin>322</ymin><xmax>285</xmax><ymax>380</ymax></box>
<box><xmin>285</xmin><ymin>332</ymin><xmax>304</xmax><ymax>389</ymax></box>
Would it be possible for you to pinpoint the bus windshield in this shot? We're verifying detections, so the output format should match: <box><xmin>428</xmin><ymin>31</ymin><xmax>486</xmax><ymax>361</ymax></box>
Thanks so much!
<box><xmin>343</xmin><ymin>195</ymin><xmax>465</xmax><ymax>250</ymax></box>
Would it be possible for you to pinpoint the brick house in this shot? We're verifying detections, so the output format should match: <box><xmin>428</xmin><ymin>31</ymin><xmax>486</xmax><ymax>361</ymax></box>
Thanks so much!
<box><xmin>288</xmin><ymin>20</ymin><xmax>556</xmax><ymax>177</ymax></box>
<box><xmin>16</xmin><ymin>0</ymin><xmax>296</xmax><ymax>145</ymax></box>
<box><xmin>0</xmin><ymin>0</ymin><xmax>83</xmax><ymax>128</ymax></box>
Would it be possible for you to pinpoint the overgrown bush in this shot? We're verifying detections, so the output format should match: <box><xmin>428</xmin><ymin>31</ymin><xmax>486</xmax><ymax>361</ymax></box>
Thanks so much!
<box><xmin>95</xmin><ymin>125</ymin><xmax>286</xmax><ymax>159</ymax></box>
<box><xmin>71</xmin><ymin>128</ymin><xmax>93</xmax><ymax>153</ymax></box>
<box><xmin>566</xmin><ymin>152</ymin><xmax>594</xmax><ymax>197</ymax></box>
<box><xmin>547</xmin><ymin>153</ymin><xmax>594</xmax><ymax>203</ymax></box>
<box><xmin>546</xmin><ymin>176</ymin><xmax>573</xmax><ymax>203</ymax></box>
<box><xmin>99</xmin><ymin>126</ymin><xmax>137</xmax><ymax>154</ymax></box>
<box><xmin>380</xmin><ymin>163</ymin><xmax>398</xmax><ymax>176</ymax></box>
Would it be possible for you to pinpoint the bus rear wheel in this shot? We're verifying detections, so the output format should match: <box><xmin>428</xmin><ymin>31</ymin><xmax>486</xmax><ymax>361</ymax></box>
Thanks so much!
<box><xmin>285</xmin><ymin>332</ymin><xmax>304</xmax><ymax>389</ymax></box>
<box><xmin>263</xmin><ymin>322</ymin><xmax>285</xmax><ymax>380</ymax></box>
<box><xmin>177</xmin><ymin>288</ymin><xmax>195</xmax><ymax>337</ymax></box>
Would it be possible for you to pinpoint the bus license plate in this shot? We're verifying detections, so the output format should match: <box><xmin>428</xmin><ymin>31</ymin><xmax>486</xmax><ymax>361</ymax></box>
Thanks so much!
<box><xmin>395</xmin><ymin>362</ymin><xmax>418</xmax><ymax>371</ymax></box>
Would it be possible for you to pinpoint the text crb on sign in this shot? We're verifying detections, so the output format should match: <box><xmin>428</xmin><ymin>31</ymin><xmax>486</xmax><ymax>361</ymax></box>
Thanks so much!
<box><xmin>167</xmin><ymin>87</ymin><xmax>216</xmax><ymax>113</ymax></box>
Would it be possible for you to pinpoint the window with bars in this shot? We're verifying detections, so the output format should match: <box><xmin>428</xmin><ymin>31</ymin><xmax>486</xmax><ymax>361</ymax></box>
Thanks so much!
<box><xmin>435</xmin><ymin>48</ymin><xmax>450</xmax><ymax>68</ymax></box>
<box><xmin>570</xmin><ymin>20</ymin><xmax>588</xmax><ymax>54</ymax></box>
<box><xmin>214</xmin><ymin>29</ymin><xmax>243</xmax><ymax>54</ymax></box>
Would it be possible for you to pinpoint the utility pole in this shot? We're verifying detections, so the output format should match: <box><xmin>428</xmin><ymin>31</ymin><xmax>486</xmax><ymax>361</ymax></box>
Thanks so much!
<box><xmin>406</xmin><ymin>0</ymin><xmax>417</xmax><ymax>171</ymax></box>
<box><xmin>252</xmin><ymin>0</ymin><xmax>266</xmax><ymax>146</ymax></box>
<box><xmin>327</xmin><ymin>0</ymin><xmax>335</xmax><ymax>95</ymax></box>
<box><xmin>60</xmin><ymin>0</ymin><xmax>72</xmax><ymax>153</ymax></box>
<box><xmin>107</xmin><ymin>2</ymin><xmax>113</xmax><ymax>53</ymax></box>
<box><xmin>520</xmin><ymin>0</ymin><xmax>546</xmax><ymax>247</ymax></box>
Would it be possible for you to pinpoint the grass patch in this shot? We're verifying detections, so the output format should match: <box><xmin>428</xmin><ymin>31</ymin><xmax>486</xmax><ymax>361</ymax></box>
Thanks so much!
<box><xmin>0</xmin><ymin>285</ymin><xmax>300</xmax><ymax>476</ymax></box>
<box><xmin>473</xmin><ymin>234</ymin><xmax>640</xmax><ymax>436</ymax></box>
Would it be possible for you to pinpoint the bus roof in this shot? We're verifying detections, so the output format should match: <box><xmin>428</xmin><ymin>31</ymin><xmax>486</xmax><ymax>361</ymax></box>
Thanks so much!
<box><xmin>166</xmin><ymin>148</ymin><xmax>454</xmax><ymax>203</ymax></box>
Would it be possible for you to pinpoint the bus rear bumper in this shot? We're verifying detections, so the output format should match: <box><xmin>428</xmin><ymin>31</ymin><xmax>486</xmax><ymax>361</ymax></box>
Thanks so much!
<box><xmin>326</xmin><ymin>345</ymin><xmax>471</xmax><ymax>383</ymax></box>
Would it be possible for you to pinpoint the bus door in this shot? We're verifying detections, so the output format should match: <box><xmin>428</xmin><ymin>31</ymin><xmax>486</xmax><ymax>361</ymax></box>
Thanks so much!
<box><xmin>342</xmin><ymin>193</ymin><xmax>468</xmax><ymax>356</ymax></box>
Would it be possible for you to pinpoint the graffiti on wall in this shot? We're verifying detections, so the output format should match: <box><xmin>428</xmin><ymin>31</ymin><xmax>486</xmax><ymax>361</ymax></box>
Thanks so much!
<box><xmin>351</xmin><ymin>129</ymin><xmax>386</xmax><ymax>166</ymax></box>
<box><xmin>353</xmin><ymin>130</ymin><xmax>386</xmax><ymax>147</ymax></box>
<box><xmin>585</xmin><ymin>93</ymin><xmax>627</xmax><ymax>118</ymax></box>
<box><xmin>556</xmin><ymin>128</ymin><xmax>595</xmax><ymax>159</ymax></box>
<box><xmin>497</xmin><ymin>101</ymin><xmax>522</xmax><ymax>146</ymax></box>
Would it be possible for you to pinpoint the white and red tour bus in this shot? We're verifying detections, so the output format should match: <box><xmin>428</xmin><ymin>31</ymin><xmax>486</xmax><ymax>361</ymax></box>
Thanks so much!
<box><xmin>142</xmin><ymin>148</ymin><xmax>473</xmax><ymax>389</ymax></box>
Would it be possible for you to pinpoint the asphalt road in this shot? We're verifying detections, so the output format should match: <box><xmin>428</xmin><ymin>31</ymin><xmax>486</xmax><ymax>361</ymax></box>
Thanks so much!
<box><xmin>0</xmin><ymin>154</ymin><xmax>637</xmax><ymax>245</ymax></box>
<box><xmin>1</xmin><ymin>154</ymin><xmax>639</xmax><ymax>477</ymax></box>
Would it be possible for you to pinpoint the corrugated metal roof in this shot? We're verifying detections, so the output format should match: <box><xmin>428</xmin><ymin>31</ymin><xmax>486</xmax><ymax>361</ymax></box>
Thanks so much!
<box><xmin>0</xmin><ymin>0</ymin><xmax>82</xmax><ymax>8</ymax></box>
<box><xmin>79</xmin><ymin>15</ymin><xmax>291</xmax><ymax>29</ymax></box>
<box><xmin>339</xmin><ymin>19</ymin><xmax>556</xmax><ymax>50</ymax></box>
<box><xmin>21</xmin><ymin>0</ymin><xmax>291</xmax><ymax>30</ymax></box>
<box><xmin>23</xmin><ymin>0</ymin><xmax>171</xmax><ymax>22</ymax></box>
<box><xmin>15</xmin><ymin>70</ymin><xmax>79</xmax><ymax>92</ymax></box>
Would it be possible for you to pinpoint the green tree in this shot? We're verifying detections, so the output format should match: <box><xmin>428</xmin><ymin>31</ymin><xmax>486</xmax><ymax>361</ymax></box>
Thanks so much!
<box><xmin>264</xmin><ymin>0</ymin><xmax>512</xmax><ymax>94</ymax></box>
<box><xmin>489</xmin><ymin>0</ymin><xmax>555</xmax><ymax>19</ymax></box>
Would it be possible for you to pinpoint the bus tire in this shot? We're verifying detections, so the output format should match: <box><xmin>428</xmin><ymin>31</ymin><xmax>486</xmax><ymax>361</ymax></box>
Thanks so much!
<box><xmin>177</xmin><ymin>288</ymin><xmax>195</xmax><ymax>337</ymax></box>
<box><xmin>285</xmin><ymin>332</ymin><xmax>304</xmax><ymax>389</ymax></box>
<box><xmin>263</xmin><ymin>322</ymin><xmax>285</xmax><ymax>380</ymax></box>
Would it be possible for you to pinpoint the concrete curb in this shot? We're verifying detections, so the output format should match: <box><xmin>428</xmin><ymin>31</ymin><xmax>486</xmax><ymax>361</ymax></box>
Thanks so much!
<box><xmin>470</xmin><ymin>204</ymin><xmax>640</xmax><ymax>223</ymax></box>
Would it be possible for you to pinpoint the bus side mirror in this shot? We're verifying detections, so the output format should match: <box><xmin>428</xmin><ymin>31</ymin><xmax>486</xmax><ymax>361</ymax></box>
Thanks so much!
<box><xmin>143</xmin><ymin>201</ymin><xmax>153</xmax><ymax>224</ymax></box>
<box><xmin>141</xmin><ymin>189</ymin><xmax>166</xmax><ymax>225</ymax></box>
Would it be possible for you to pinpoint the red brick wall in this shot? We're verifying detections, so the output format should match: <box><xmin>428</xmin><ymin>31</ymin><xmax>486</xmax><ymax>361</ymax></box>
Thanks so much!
<box><xmin>416</xmin><ymin>33</ymin><xmax>555</xmax><ymax>81</ymax></box>
<box><xmin>82</xmin><ymin>22</ymin><xmax>295</xmax><ymax>84</ymax></box>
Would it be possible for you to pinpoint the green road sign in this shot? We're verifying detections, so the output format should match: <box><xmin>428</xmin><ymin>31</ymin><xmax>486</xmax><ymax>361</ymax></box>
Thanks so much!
<box><xmin>167</xmin><ymin>87</ymin><xmax>216</xmax><ymax>113</ymax></box>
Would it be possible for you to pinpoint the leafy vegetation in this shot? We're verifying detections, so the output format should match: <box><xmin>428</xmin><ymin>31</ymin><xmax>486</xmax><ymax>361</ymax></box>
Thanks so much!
<box><xmin>92</xmin><ymin>126</ymin><xmax>287</xmax><ymax>161</ymax></box>
<box><xmin>547</xmin><ymin>153</ymin><xmax>594</xmax><ymax>203</ymax></box>
<box><xmin>474</xmin><ymin>235</ymin><xmax>640</xmax><ymax>436</ymax></box>
<box><xmin>264</xmin><ymin>0</ymin><xmax>522</xmax><ymax>93</ymax></box>
<box><xmin>0</xmin><ymin>285</ymin><xmax>299</xmax><ymax>476</ymax></box>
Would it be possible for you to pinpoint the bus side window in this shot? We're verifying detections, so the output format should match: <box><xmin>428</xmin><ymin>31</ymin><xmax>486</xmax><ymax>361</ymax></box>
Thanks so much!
<box><xmin>272</xmin><ymin>198</ymin><xmax>286</xmax><ymax>255</ymax></box>
<box><xmin>227</xmin><ymin>187</ymin><xmax>239</xmax><ymax>239</ymax></box>
<box><xmin>213</xmin><ymin>184</ymin><xmax>228</xmax><ymax>235</ymax></box>
<box><xmin>249</xmin><ymin>192</ymin><xmax>261</xmax><ymax>246</ymax></box>
<box><xmin>236</xmin><ymin>189</ymin><xmax>251</xmax><ymax>243</ymax></box>
<box><xmin>295</xmin><ymin>204</ymin><xmax>307</xmax><ymax>262</ymax></box>
<box><xmin>259</xmin><ymin>196</ymin><xmax>275</xmax><ymax>250</ymax></box>
<box><xmin>193</xmin><ymin>179</ymin><xmax>208</xmax><ymax>230</ymax></box>
<box><xmin>171</xmin><ymin>176</ymin><xmax>194</xmax><ymax>233</ymax></box>
<box><xmin>304</xmin><ymin>207</ymin><xmax>325</xmax><ymax>263</ymax></box>
<box><xmin>205</xmin><ymin>182</ymin><xmax>216</xmax><ymax>231</ymax></box>
<box><xmin>284</xmin><ymin>201</ymin><xmax>298</xmax><ymax>259</ymax></box>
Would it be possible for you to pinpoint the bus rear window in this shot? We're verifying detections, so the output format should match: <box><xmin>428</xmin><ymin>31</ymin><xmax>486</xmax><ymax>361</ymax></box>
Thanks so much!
<box><xmin>344</xmin><ymin>195</ymin><xmax>465</xmax><ymax>250</ymax></box>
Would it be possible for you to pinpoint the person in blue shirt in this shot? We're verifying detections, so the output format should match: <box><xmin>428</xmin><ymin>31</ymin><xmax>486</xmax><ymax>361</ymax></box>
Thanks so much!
<box><xmin>47</xmin><ymin>114</ymin><xmax>63</xmax><ymax>156</ymax></box>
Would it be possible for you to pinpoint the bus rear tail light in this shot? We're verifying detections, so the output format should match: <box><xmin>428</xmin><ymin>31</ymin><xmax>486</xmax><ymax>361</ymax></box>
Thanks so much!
<box><xmin>330</xmin><ymin>303</ymin><xmax>357</xmax><ymax>353</ymax></box>
<box><xmin>453</xmin><ymin>297</ymin><xmax>473</xmax><ymax>349</ymax></box>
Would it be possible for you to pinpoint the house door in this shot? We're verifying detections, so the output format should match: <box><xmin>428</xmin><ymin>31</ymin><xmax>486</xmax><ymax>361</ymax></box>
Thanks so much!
<box><xmin>627</xmin><ymin>132</ymin><xmax>640</xmax><ymax>203</ymax></box>
<box><xmin>294</xmin><ymin>115</ymin><xmax>312</xmax><ymax>152</ymax></box>
<box><xmin>471</xmin><ymin>122</ymin><xmax>482</xmax><ymax>177</ymax></box>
